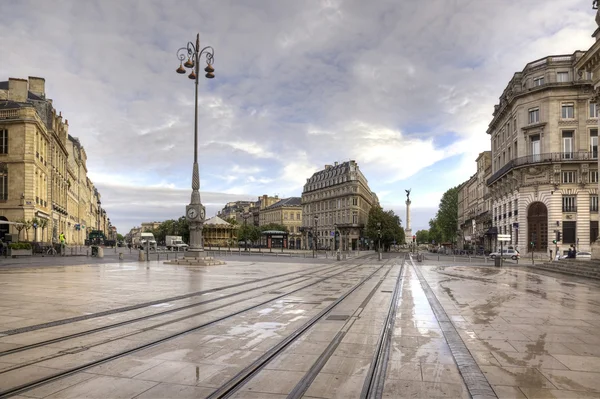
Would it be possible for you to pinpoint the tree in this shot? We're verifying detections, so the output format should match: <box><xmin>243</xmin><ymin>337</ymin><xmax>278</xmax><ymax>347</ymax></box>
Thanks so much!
<box><xmin>364</xmin><ymin>206</ymin><xmax>405</xmax><ymax>251</ymax></box>
<box><xmin>38</xmin><ymin>218</ymin><xmax>48</xmax><ymax>243</ymax></box>
<box><xmin>14</xmin><ymin>219</ymin><xmax>26</xmax><ymax>241</ymax></box>
<box><xmin>415</xmin><ymin>229</ymin><xmax>429</xmax><ymax>245</ymax></box>
<box><xmin>428</xmin><ymin>186</ymin><xmax>459</xmax><ymax>244</ymax></box>
<box><xmin>23</xmin><ymin>220</ymin><xmax>33</xmax><ymax>241</ymax></box>
<box><xmin>117</xmin><ymin>233</ymin><xmax>124</xmax><ymax>241</ymax></box>
<box><xmin>226</xmin><ymin>217</ymin><xmax>238</xmax><ymax>225</ymax></box>
<box><xmin>260</xmin><ymin>223</ymin><xmax>288</xmax><ymax>232</ymax></box>
<box><xmin>238</xmin><ymin>224</ymin><xmax>261</xmax><ymax>247</ymax></box>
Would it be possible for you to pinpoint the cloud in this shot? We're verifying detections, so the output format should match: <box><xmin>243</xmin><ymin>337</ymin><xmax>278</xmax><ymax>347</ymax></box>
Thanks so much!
<box><xmin>0</xmin><ymin>0</ymin><xmax>595</xmax><ymax>234</ymax></box>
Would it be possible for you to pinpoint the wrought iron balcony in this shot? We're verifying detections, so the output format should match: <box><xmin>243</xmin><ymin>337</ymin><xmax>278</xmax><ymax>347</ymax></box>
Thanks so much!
<box><xmin>487</xmin><ymin>151</ymin><xmax>596</xmax><ymax>185</ymax></box>
<box><xmin>562</xmin><ymin>206</ymin><xmax>577</xmax><ymax>213</ymax></box>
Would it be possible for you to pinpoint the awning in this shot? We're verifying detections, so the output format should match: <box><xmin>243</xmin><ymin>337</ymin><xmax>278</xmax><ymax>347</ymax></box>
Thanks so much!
<box><xmin>484</xmin><ymin>227</ymin><xmax>498</xmax><ymax>235</ymax></box>
<box><xmin>0</xmin><ymin>221</ymin><xmax>23</xmax><ymax>225</ymax></box>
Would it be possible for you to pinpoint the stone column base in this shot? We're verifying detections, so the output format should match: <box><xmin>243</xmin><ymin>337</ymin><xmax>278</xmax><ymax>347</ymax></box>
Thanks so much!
<box><xmin>164</xmin><ymin>255</ymin><xmax>225</xmax><ymax>266</ymax></box>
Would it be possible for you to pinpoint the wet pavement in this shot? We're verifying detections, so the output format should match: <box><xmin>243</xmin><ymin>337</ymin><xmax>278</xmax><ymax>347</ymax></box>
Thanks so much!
<box><xmin>0</xmin><ymin>254</ymin><xmax>599</xmax><ymax>398</ymax></box>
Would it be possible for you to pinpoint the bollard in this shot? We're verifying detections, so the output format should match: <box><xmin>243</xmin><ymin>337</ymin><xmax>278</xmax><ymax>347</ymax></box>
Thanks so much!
<box><xmin>138</xmin><ymin>250</ymin><xmax>145</xmax><ymax>262</ymax></box>
<box><xmin>86</xmin><ymin>249</ymin><xmax>89</xmax><ymax>257</ymax></box>
<box><xmin>437</xmin><ymin>254</ymin><xmax>440</xmax><ymax>261</ymax></box>
<box><xmin>157</xmin><ymin>253</ymin><xmax>160</xmax><ymax>261</ymax></box>
<box><xmin>453</xmin><ymin>255</ymin><xmax>455</xmax><ymax>262</ymax></box>
<box><xmin>119</xmin><ymin>252</ymin><xmax>124</xmax><ymax>260</ymax></box>
<box><xmin>469</xmin><ymin>255</ymin><xmax>471</xmax><ymax>263</ymax></box>
<box><xmin>97</xmin><ymin>247</ymin><xmax>104</xmax><ymax>258</ymax></box>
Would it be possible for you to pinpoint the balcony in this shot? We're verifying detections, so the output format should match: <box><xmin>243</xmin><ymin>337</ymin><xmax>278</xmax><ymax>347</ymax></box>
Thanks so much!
<box><xmin>562</xmin><ymin>206</ymin><xmax>577</xmax><ymax>213</ymax></box>
<box><xmin>488</xmin><ymin>152</ymin><xmax>595</xmax><ymax>185</ymax></box>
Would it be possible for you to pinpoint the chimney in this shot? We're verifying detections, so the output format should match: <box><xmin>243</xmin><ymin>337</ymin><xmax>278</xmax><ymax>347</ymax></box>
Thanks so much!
<box><xmin>28</xmin><ymin>76</ymin><xmax>45</xmax><ymax>98</ymax></box>
<box><xmin>8</xmin><ymin>78</ymin><xmax>28</xmax><ymax>102</ymax></box>
<box><xmin>334</xmin><ymin>161</ymin><xmax>338</xmax><ymax>166</ymax></box>
<box><xmin>324</xmin><ymin>165</ymin><xmax>332</xmax><ymax>169</ymax></box>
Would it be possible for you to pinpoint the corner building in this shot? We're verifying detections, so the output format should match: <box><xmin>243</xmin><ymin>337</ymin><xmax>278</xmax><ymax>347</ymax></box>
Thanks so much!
<box><xmin>301</xmin><ymin>161</ymin><xmax>378</xmax><ymax>251</ymax></box>
<box><xmin>487</xmin><ymin>52</ymin><xmax>597</xmax><ymax>255</ymax></box>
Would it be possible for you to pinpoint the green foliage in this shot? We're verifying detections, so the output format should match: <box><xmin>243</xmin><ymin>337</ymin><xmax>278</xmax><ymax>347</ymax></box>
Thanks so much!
<box><xmin>151</xmin><ymin>217</ymin><xmax>190</xmax><ymax>244</ymax></box>
<box><xmin>9</xmin><ymin>242</ymin><xmax>32</xmax><ymax>250</ymax></box>
<box><xmin>14</xmin><ymin>219</ymin><xmax>26</xmax><ymax>240</ymax></box>
<box><xmin>238</xmin><ymin>224</ymin><xmax>261</xmax><ymax>243</ymax></box>
<box><xmin>226</xmin><ymin>217</ymin><xmax>238</xmax><ymax>225</ymax></box>
<box><xmin>117</xmin><ymin>233</ymin><xmax>124</xmax><ymax>241</ymax></box>
<box><xmin>415</xmin><ymin>229</ymin><xmax>430</xmax><ymax>245</ymax></box>
<box><xmin>429</xmin><ymin>186</ymin><xmax>459</xmax><ymax>244</ymax></box>
<box><xmin>260</xmin><ymin>223</ymin><xmax>288</xmax><ymax>233</ymax></box>
<box><xmin>364</xmin><ymin>206</ymin><xmax>405</xmax><ymax>251</ymax></box>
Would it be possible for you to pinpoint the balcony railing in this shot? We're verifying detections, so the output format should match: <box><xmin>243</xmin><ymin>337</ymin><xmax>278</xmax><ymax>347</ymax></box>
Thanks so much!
<box><xmin>488</xmin><ymin>152</ymin><xmax>596</xmax><ymax>185</ymax></box>
<box><xmin>562</xmin><ymin>206</ymin><xmax>577</xmax><ymax>213</ymax></box>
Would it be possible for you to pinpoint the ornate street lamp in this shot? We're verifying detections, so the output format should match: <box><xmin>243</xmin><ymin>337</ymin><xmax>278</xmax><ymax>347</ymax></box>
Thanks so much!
<box><xmin>313</xmin><ymin>215</ymin><xmax>318</xmax><ymax>258</ymax></box>
<box><xmin>175</xmin><ymin>34</ymin><xmax>215</xmax><ymax>255</ymax></box>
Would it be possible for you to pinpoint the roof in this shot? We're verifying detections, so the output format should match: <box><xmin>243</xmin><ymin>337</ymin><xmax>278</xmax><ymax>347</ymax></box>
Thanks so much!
<box><xmin>265</xmin><ymin>197</ymin><xmax>302</xmax><ymax>210</ymax></box>
<box><xmin>204</xmin><ymin>216</ymin><xmax>231</xmax><ymax>226</ymax></box>
<box><xmin>307</xmin><ymin>161</ymin><xmax>351</xmax><ymax>182</ymax></box>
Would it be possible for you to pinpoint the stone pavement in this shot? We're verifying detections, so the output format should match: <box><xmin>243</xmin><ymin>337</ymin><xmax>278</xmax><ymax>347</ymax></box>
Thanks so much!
<box><xmin>0</xmin><ymin>254</ymin><xmax>599</xmax><ymax>398</ymax></box>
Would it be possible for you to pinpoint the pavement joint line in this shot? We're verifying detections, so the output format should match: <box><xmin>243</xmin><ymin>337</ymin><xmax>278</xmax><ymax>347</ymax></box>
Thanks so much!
<box><xmin>409</xmin><ymin>257</ymin><xmax>498</xmax><ymax>399</ymax></box>
<box><xmin>0</xmin><ymin>261</ymin><xmax>348</xmax><ymax>337</ymax></box>
<box><xmin>0</xmin><ymin>261</ymin><xmax>375</xmax><ymax>399</ymax></box>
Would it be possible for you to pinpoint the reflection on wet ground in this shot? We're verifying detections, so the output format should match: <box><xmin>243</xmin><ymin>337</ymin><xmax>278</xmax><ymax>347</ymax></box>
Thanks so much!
<box><xmin>3</xmin><ymin>257</ymin><xmax>600</xmax><ymax>398</ymax></box>
<box><xmin>420</xmin><ymin>263</ymin><xmax>600</xmax><ymax>397</ymax></box>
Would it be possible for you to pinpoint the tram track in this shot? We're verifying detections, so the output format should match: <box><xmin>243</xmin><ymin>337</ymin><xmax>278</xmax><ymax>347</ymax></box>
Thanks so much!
<box><xmin>0</xmin><ymin>258</ymin><xmax>379</xmax><ymax>398</ymax></box>
<box><xmin>207</xmin><ymin>257</ymin><xmax>404</xmax><ymax>399</ymax></box>
<box><xmin>0</xmin><ymin>261</ymin><xmax>342</xmax><ymax>337</ymax></box>
<box><xmin>0</xmin><ymin>261</ymin><xmax>351</xmax><ymax>358</ymax></box>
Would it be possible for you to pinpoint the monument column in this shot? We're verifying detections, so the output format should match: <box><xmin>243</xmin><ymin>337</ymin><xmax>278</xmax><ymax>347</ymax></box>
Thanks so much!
<box><xmin>404</xmin><ymin>189</ymin><xmax>412</xmax><ymax>245</ymax></box>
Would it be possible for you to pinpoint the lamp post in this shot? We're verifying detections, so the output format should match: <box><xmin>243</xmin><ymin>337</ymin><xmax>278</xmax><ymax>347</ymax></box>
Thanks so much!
<box><xmin>377</xmin><ymin>222</ymin><xmax>382</xmax><ymax>261</ymax></box>
<box><xmin>334</xmin><ymin>223</ymin><xmax>340</xmax><ymax>260</ymax></box>
<box><xmin>242</xmin><ymin>212</ymin><xmax>250</xmax><ymax>251</ymax></box>
<box><xmin>175</xmin><ymin>34</ymin><xmax>215</xmax><ymax>255</ymax></box>
<box><xmin>313</xmin><ymin>215</ymin><xmax>318</xmax><ymax>258</ymax></box>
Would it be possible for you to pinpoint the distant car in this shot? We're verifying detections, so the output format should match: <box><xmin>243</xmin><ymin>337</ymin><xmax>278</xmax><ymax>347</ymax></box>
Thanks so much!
<box><xmin>489</xmin><ymin>249</ymin><xmax>520</xmax><ymax>260</ymax></box>
<box><xmin>560</xmin><ymin>251</ymin><xmax>591</xmax><ymax>260</ymax></box>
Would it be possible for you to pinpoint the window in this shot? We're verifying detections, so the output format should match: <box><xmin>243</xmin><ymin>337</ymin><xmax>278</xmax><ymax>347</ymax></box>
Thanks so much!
<box><xmin>533</xmin><ymin>76</ymin><xmax>544</xmax><ymax>86</ymax></box>
<box><xmin>592</xmin><ymin>129</ymin><xmax>598</xmax><ymax>159</ymax></box>
<box><xmin>296</xmin><ymin>212</ymin><xmax>300</xmax><ymax>220</ymax></box>
<box><xmin>528</xmin><ymin>108</ymin><xmax>540</xmax><ymax>124</ymax></box>
<box><xmin>561</xmin><ymin>103</ymin><xmax>574</xmax><ymax>119</ymax></box>
<box><xmin>284</xmin><ymin>212</ymin><xmax>288</xmax><ymax>220</ymax></box>
<box><xmin>557</xmin><ymin>72</ymin><xmax>569</xmax><ymax>83</ymax></box>
<box><xmin>562</xmin><ymin>195</ymin><xmax>577</xmax><ymax>212</ymax></box>
<box><xmin>591</xmin><ymin>102</ymin><xmax>599</xmax><ymax>118</ymax></box>
<box><xmin>530</xmin><ymin>135</ymin><xmax>540</xmax><ymax>162</ymax></box>
<box><xmin>562</xmin><ymin>221</ymin><xmax>576</xmax><ymax>244</ymax></box>
<box><xmin>0</xmin><ymin>130</ymin><xmax>7</xmax><ymax>154</ymax></box>
<box><xmin>591</xmin><ymin>195</ymin><xmax>599</xmax><ymax>212</ymax></box>
<box><xmin>513</xmin><ymin>117</ymin><xmax>517</xmax><ymax>133</ymax></box>
<box><xmin>591</xmin><ymin>221</ymin><xmax>599</xmax><ymax>243</ymax></box>
<box><xmin>0</xmin><ymin>165</ymin><xmax>6</xmax><ymax>200</ymax></box>
<box><xmin>562</xmin><ymin>171</ymin><xmax>575</xmax><ymax>184</ymax></box>
<box><xmin>562</xmin><ymin>131</ymin><xmax>573</xmax><ymax>159</ymax></box>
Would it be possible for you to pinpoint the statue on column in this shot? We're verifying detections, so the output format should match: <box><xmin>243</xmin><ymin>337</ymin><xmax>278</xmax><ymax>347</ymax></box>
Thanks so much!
<box><xmin>405</xmin><ymin>189</ymin><xmax>411</xmax><ymax>202</ymax></box>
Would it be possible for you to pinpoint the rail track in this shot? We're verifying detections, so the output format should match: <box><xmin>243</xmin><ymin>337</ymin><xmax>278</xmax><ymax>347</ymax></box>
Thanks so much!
<box><xmin>207</xmin><ymin>255</ymin><xmax>406</xmax><ymax>399</ymax></box>
<box><xmin>0</xmin><ymin>257</ymin><xmax>380</xmax><ymax>398</ymax></box>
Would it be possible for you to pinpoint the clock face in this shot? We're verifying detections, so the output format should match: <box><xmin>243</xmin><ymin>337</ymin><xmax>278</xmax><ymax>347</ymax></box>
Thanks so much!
<box><xmin>187</xmin><ymin>208</ymin><xmax>198</xmax><ymax>219</ymax></box>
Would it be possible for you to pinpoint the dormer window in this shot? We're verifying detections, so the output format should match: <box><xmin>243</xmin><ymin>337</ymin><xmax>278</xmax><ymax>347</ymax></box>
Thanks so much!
<box><xmin>533</xmin><ymin>76</ymin><xmax>544</xmax><ymax>87</ymax></box>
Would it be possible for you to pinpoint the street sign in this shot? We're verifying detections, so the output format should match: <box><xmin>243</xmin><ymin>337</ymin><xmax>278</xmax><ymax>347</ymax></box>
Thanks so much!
<box><xmin>330</xmin><ymin>231</ymin><xmax>335</xmax><ymax>237</ymax></box>
<box><xmin>497</xmin><ymin>234</ymin><xmax>511</xmax><ymax>242</ymax></box>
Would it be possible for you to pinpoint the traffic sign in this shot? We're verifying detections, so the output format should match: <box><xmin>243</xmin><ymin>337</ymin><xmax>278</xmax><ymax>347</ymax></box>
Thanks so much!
<box><xmin>497</xmin><ymin>234</ymin><xmax>511</xmax><ymax>241</ymax></box>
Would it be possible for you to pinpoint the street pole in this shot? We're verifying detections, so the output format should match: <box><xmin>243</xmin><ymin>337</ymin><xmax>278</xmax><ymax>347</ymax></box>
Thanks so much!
<box><xmin>176</xmin><ymin>34</ymin><xmax>215</xmax><ymax>256</ymax></box>
<box><xmin>313</xmin><ymin>215</ymin><xmax>318</xmax><ymax>258</ymax></box>
<box><xmin>377</xmin><ymin>222</ymin><xmax>382</xmax><ymax>261</ymax></box>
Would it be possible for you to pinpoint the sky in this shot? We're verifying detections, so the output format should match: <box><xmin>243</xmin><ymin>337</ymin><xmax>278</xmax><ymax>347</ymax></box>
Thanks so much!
<box><xmin>0</xmin><ymin>0</ymin><xmax>597</xmax><ymax>235</ymax></box>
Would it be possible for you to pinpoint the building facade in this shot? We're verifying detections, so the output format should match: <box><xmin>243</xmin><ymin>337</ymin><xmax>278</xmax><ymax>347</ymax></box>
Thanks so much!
<box><xmin>457</xmin><ymin>151</ymin><xmax>493</xmax><ymax>252</ymax></box>
<box><xmin>487</xmin><ymin>52</ymin><xmax>597</xmax><ymax>255</ymax></box>
<box><xmin>301</xmin><ymin>160</ymin><xmax>378</xmax><ymax>251</ymax></box>
<box><xmin>0</xmin><ymin>77</ymin><xmax>110</xmax><ymax>244</ymax></box>
<box><xmin>217</xmin><ymin>200</ymin><xmax>254</xmax><ymax>224</ymax></box>
<box><xmin>259</xmin><ymin>197</ymin><xmax>302</xmax><ymax>249</ymax></box>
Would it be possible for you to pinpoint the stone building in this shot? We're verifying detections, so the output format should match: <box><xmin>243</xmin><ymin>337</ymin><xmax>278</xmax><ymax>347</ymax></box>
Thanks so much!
<box><xmin>259</xmin><ymin>197</ymin><xmax>302</xmax><ymax>249</ymax></box>
<box><xmin>457</xmin><ymin>151</ymin><xmax>493</xmax><ymax>252</ymax></box>
<box><xmin>217</xmin><ymin>200</ymin><xmax>254</xmax><ymax>224</ymax></box>
<box><xmin>487</xmin><ymin>52</ymin><xmax>597</xmax><ymax>255</ymax></box>
<box><xmin>0</xmin><ymin>77</ymin><xmax>108</xmax><ymax>244</ymax></box>
<box><xmin>301</xmin><ymin>160</ymin><xmax>378</xmax><ymax>251</ymax></box>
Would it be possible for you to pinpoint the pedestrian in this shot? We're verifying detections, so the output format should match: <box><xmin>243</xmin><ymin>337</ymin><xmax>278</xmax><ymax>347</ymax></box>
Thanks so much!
<box><xmin>572</xmin><ymin>245</ymin><xmax>577</xmax><ymax>259</ymax></box>
<box><xmin>59</xmin><ymin>232</ymin><xmax>66</xmax><ymax>256</ymax></box>
<box><xmin>567</xmin><ymin>246</ymin><xmax>573</xmax><ymax>259</ymax></box>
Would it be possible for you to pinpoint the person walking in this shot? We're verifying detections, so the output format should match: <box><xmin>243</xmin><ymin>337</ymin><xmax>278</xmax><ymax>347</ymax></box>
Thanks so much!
<box><xmin>59</xmin><ymin>232</ymin><xmax>66</xmax><ymax>256</ymax></box>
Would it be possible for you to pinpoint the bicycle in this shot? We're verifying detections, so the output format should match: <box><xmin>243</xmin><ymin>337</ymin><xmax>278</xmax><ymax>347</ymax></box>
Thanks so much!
<box><xmin>47</xmin><ymin>245</ymin><xmax>57</xmax><ymax>256</ymax></box>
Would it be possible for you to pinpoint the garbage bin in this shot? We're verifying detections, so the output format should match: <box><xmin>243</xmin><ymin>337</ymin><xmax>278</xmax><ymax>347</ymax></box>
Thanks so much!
<box><xmin>494</xmin><ymin>256</ymin><xmax>501</xmax><ymax>267</ymax></box>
